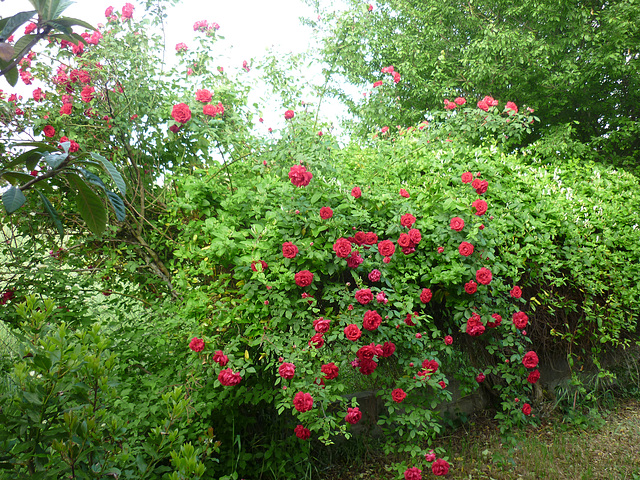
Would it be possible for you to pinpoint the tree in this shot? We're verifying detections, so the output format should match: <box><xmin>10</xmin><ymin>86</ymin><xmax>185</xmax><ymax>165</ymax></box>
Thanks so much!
<box><xmin>316</xmin><ymin>0</ymin><xmax>640</xmax><ymax>162</ymax></box>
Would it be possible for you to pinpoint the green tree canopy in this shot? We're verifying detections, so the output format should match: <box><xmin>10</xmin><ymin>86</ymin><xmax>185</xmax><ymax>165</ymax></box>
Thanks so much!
<box><xmin>317</xmin><ymin>0</ymin><xmax>640</xmax><ymax>162</ymax></box>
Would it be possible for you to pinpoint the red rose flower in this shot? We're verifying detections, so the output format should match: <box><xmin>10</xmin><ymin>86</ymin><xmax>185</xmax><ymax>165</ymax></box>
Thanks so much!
<box><xmin>432</xmin><ymin>458</ymin><xmax>450</xmax><ymax>476</ymax></box>
<box><xmin>319</xmin><ymin>207</ymin><xmax>333</xmax><ymax>219</ymax></box>
<box><xmin>169</xmin><ymin>124</ymin><xmax>180</xmax><ymax>133</ymax></box>
<box><xmin>522</xmin><ymin>351</ymin><xmax>539</xmax><ymax>369</ymax></box>
<box><xmin>510</xmin><ymin>286</ymin><xmax>522</xmax><ymax>298</ymax></box>
<box><xmin>282</xmin><ymin>242</ymin><xmax>298</xmax><ymax>258</ymax></box>
<box><xmin>284</xmin><ymin>109</ymin><xmax>295</xmax><ymax>119</ymax></box>
<box><xmin>105</xmin><ymin>6</ymin><xmax>114</xmax><ymax>16</ymax></box>
<box><xmin>43</xmin><ymin>125</ymin><xmax>55</xmax><ymax>138</ymax></box>
<box><xmin>171</xmin><ymin>103</ymin><xmax>192</xmax><ymax>124</ymax></box>
<box><xmin>380</xmin><ymin>341</ymin><xmax>396</xmax><ymax>357</ymax></box>
<box><xmin>487</xmin><ymin>313</ymin><xmax>502</xmax><ymax>328</ymax></box>
<box><xmin>477</xmin><ymin>100</ymin><xmax>489</xmax><ymax>112</ymax></box>
<box><xmin>362</xmin><ymin>310</ymin><xmax>382</xmax><ymax>331</ymax></box>
<box><xmin>459</xmin><ymin>241</ymin><xmax>474</xmax><ymax>257</ymax></box>
<box><xmin>472</xmin><ymin>199</ymin><xmax>488</xmax><ymax>216</ymax></box>
<box><xmin>293</xmin><ymin>392</ymin><xmax>313</xmax><ymax>412</ymax></box>
<box><xmin>344</xmin><ymin>324</ymin><xmax>361</xmax><ymax>341</ymax></box>
<box><xmin>464</xmin><ymin>280</ymin><xmax>477</xmax><ymax>294</ymax></box>
<box><xmin>400</xmin><ymin>213</ymin><xmax>416</xmax><ymax>227</ymax></box>
<box><xmin>59</xmin><ymin>137</ymin><xmax>79</xmax><ymax>152</ymax></box>
<box><xmin>438</xmin><ymin>380</ymin><xmax>447</xmax><ymax>389</ymax></box>
<box><xmin>80</xmin><ymin>86</ymin><xmax>95</xmax><ymax>103</ymax></box>
<box><xmin>512</xmin><ymin>311</ymin><xmax>528</xmax><ymax>329</ymax></box>
<box><xmin>354</xmin><ymin>231</ymin><xmax>367</xmax><ymax>245</ymax></box>
<box><xmin>506</xmin><ymin>101</ymin><xmax>518</xmax><ymax>114</ymax></box>
<box><xmin>398</xmin><ymin>233</ymin><xmax>411</xmax><ymax>247</ymax></box>
<box><xmin>203</xmin><ymin>102</ymin><xmax>225</xmax><ymax>117</ymax></box>
<box><xmin>527</xmin><ymin>369</ymin><xmax>540</xmax><ymax>384</ymax></box>
<box><xmin>351</xmin><ymin>186</ymin><xmax>362</xmax><ymax>198</ymax></box>
<box><xmin>295</xmin><ymin>270</ymin><xmax>314</xmax><ymax>287</ymax></box>
<box><xmin>195</xmin><ymin>88</ymin><xmax>212</xmax><ymax>102</ymax></box>
<box><xmin>522</xmin><ymin>403</ymin><xmax>532</xmax><ymax>415</ymax></box>
<box><xmin>455</xmin><ymin>97</ymin><xmax>466</xmax><ymax>105</ymax></box>
<box><xmin>368</xmin><ymin>269</ymin><xmax>381</xmax><ymax>282</ymax></box>
<box><xmin>378</xmin><ymin>240</ymin><xmax>395</xmax><ymax>257</ymax></box>
<box><xmin>422</xmin><ymin>359</ymin><xmax>439</xmax><ymax>373</ymax></box>
<box><xmin>288</xmin><ymin>164</ymin><xmax>313</xmax><ymax>187</ymax></box>
<box><xmin>444</xmin><ymin>335</ymin><xmax>453</xmax><ymax>345</ymax></box>
<box><xmin>279</xmin><ymin>362</ymin><xmax>295</xmax><ymax>379</ymax></box>
<box><xmin>189</xmin><ymin>337</ymin><xmax>205</xmax><ymax>352</ymax></box>
<box><xmin>60</xmin><ymin>103</ymin><xmax>73</xmax><ymax>115</ymax></box>
<box><xmin>420</xmin><ymin>288</ymin><xmax>432</xmax><ymax>303</ymax></box>
<box><xmin>251</xmin><ymin>260</ymin><xmax>268</xmax><ymax>272</ymax></box>
<box><xmin>321</xmin><ymin>362</ymin><xmax>339</xmax><ymax>379</ymax></box>
<box><xmin>466</xmin><ymin>313</ymin><xmax>485</xmax><ymax>336</ymax></box>
<box><xmin>213</xmin><ymin>350</ymin><xmax>228</xmax><ymax>366</ymax></box>
<box><xmin>404</xmin><ymin>467</ymin><xmax>422</xmax><ymax>480</ymax></box>
<box><xmin>364</xmin><ymin>232</ymin><xmax>378</xmax><ymax>245</ymax></box>
<box><xmin>450</xmin><ymin>217</ymin><xmax>465</xmax><ymax>232</ymax></box>
<box><xmin>357</xmin><ymin>343</ymin><xmax>383</xmax><ymax>361</ymax></box>
<box><xmin>313</xmin><ymin>317</ymin><xmax>331</xmax><ymax>333</ymax></box>
<box><xmin>355</xmin><ymin>288</ymin><xmax>374</xmax><ymax>305</ymax></box>
<box><xmin>122</xmin><ymin>2</ymin><xmax>134</xmax><ymax>19</ymax></box>
<box><xmin>309</xmin><ymin>333</ymin><xmax>324</xmax><ymax>348</ymax></box>
<box><xmin>437</xmin><ymin>246</ymin><xmax>444</xmax><ymax>254</ymax></box>
<box><xmin>474</xmin><ymin>179</ymin><xmax>489</xmax><ymax>195</ymax></box>
<box><xmin>347</xmin><ymin>250</ymin><xmax>364</xmax><ymax>268</ymax></box>
<box><xmin>476</xmin><ymin>267</ymin><xmax>492</xmax><ymax>285</ymax></box>
<box><xmin>400</xmin><ymin>188</ymin><xmax>410</xmax><ymax>198</ymax></box>
<box><xmin>333</xmin><ymin>238</ymin><xmax>352</xmax><ymax>258</ymax></box>
<box><xmin>392</xmin><ymin>388</ymin><xmax>407</xmax><ymax>403</ymax></box>
<box><xmin>408</xmin><ymin>228</ymin><xmax>421</xmax><ymax>245</ymax></box>
<box><xmin>373</xmin><ymin>80</ymin><xmax>382</xmax><ymax>88</ymax></box>
<box><xmin>345</xmin><ymin>407</ymin><xmax>362</xmax><ymax>424</ymax></box>
<box><xmin>476</xmin><ymin>373</ymin><xmax>486</xmax><ymax>383</ymax></box>
<box><xmin>294</xmin><ymin>424</ymin><xmax>310</xmax><ymax>440</ymax></box>
<box><xmin>218</xmin><ymin>368</ymin><xmax>242</xmax><ymax>386</ymax></box>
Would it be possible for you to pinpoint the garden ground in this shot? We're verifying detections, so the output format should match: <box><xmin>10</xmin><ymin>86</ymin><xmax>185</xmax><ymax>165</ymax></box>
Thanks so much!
<box><xmin>322</xmin><ymin>399</ymin><xmax>640</xmax><ymax>479</ymax></box>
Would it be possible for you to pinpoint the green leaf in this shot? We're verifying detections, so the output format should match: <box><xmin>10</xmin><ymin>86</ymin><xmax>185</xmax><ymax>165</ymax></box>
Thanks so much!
<box><xmin>66</xmin><ymin>173</ymin><xmax>107</xmax><ymax>237</ymax></box>
<box><xmin>42</xmin><ymin>151</ymin><xmax>68</xmax><ymax>169</ymax></box>
<box><xmin>106</xmin><ymin>190</ymin><xmax>126</xmax><ymax>222</ymax></box>
<box><xmin>37</xmin><ymin>190</ymin><xmax>65</xmax><ymax>240</ymax></box>
<box><xmin>43</xmin><ymin>21</ymin><xmax>72</xmax><ymax>35</ymax></box>
<box><xmin>49</xmin><ymin>16</ymin><xmax>96</xmax><ymax>31</ymax></box>
<box><xmin>3</xmin><ymin>65</ymin><xmax>18</xmax><ymax>87</ymax></box>
<box><xmin>1</xmin><ymin>171</ymin><xmax>36</xmax><ymax>186</ymax></box>
<box><xmin>13</xmin><ymin>34</ymin><xmax>36</xmax><ymax>56</ymax></box>
<box><xmin>4</xmin><ymin>148</ymin><xmax>50</xmax><ymax>169</ymax></box>
<box><xmin>0</xmin><ymin>11</ymin><xmax>37</xmax><ymax>41</ymax></box>
<box><xmin>2</xmin><ymin>186</ymin><xmax>26</xmax><ymax>213</ymax></box>
<box><xmin>91</xmin><ymin>152</ymin><xmax>127</xmax><ymax>196</ymax></box>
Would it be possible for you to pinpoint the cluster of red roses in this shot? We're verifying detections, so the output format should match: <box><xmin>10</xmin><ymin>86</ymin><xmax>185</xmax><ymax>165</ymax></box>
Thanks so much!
<box><xmin>105</xmin><ymin>3</ymin><xmax>134</xmax><ymax>23</ymax></box>
<box><xmin>0</xmin><ymin>289</ymin><xmax>15</xmax><ymax>305</ymax></box>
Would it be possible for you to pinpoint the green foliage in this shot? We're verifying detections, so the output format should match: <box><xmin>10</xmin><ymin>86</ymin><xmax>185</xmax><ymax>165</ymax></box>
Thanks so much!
<box><xmin>313</xmin><ymin>0</ymin><xmax>640</xmax><ymax>163</ymax></box>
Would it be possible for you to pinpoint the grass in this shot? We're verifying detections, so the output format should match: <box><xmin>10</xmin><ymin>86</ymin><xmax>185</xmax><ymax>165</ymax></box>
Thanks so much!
<box><xmin>321</xmin><ymin>399</ymin><xmax>640</xmax><ymax>479</ymax></box>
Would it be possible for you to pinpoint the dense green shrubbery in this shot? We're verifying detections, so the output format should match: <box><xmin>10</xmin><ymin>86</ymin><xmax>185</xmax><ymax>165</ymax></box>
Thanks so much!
<box><xmin>2</xmin><ymin>2</ymin><xmax>640</xmax><ymax>479</ymax></box>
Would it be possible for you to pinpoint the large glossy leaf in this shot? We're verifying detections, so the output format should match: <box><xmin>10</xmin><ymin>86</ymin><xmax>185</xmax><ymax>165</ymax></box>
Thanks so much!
<box><xmin>0</xmin><ymin>11</ymin><xmax>37</xmax><ymax>41</ymax></box>
<box><xmin>3</xmin><ymin>64</ymin><xmax>18</xmax><ymax>86</ymax></box>
<box><xmin>66</xmin><ymin>173</ymin><xmax>107</xmax><ymax>237</ymax></box>
<box><xmin>106</xmin><ymin>190</ymin><xmax>126</xmax><ymax>222</ymax></box>
<box><xmin>49</xmin><ymin>17</ymin><xmax>96</xmax><ymax>31</ymax></box>
<box><xmin>37</xmin><ymin>190</ymin><xmax>64</xmax><ymax>240</ymax></box>
<box><xmin>1</xmin><ymin>171</ymin><xmax>36</xmax><ymax>186</ymax></box>
<box><xmin>13</xmin><ymin>34</ymin><xmax>37</xmax><ymax>56</ymax></box>
<box><xmin>77</xmin><ymin>168</ymin><xmax>107</xmax><ymax>190</ymax></box>
<box><xmin>42</xmin><ymin>151</ymin><xmax>68</xmax><ymax>169</ymax></box>
<box><xmin>2</xmin><ymin>186</ymin><xmax>26</xmax><ymax>214</ymax></box>
<box><xmin>4</xmin><ymin>148</ymin><xmax>46</xmax><ymax>169</ymax></box>
<box><xmin>91</xmin><ymin>153</ymin><xmax>127</xmax><ymax>196</ymax></box>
